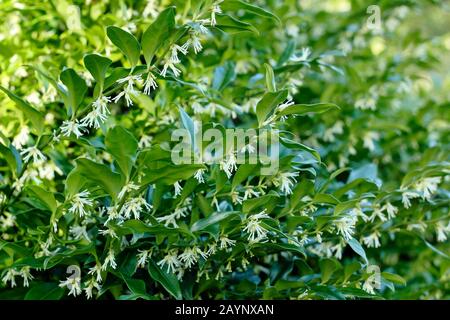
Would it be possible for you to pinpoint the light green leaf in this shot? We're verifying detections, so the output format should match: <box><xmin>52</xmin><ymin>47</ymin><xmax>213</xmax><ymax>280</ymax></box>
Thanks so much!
<box><xmin>107</xmin><ymin>26</ymin><xmax>141</xmax><ymax>68</ymax></box>
<box><xmin>60</xmin><ymin>68</ymin><xmax>88</xmax><ymax>117</ymax></box>
<box><xmin>148</xmin><ymin>260</ymin><xmax>182</xmax><ymax>300</ymax></box>
<box><xmin>0</xmin><ymin>86</ymin><xmax>44</xmax><ymax>134</ymax></box>
<box><xmin>105</xmin><ymin>126</ymin><xmax>138</xmax><ymax>179</ymax></box>
<box><xmin>141</xmin><ymin>6</ymin><xmax>176</xmax><ymax>65</ymax></box>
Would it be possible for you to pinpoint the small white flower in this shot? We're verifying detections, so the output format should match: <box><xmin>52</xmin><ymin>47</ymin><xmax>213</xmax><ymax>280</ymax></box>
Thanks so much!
<box><xmin>143</xmin><ymin>71</ymin><xmax>158</xmax><ymax>95</ymax></box>
<box><xmin>20</xmin><ymin>146</ymin><xmax>46</xmax><ymax>163</ymax></box>
<box><xmin>113</xmin><ymin>75</ymin><xmax>142</xmax><ymax>107</ymax></box>
<box><xmin>160</xmin><ymin>60</ymin><xmax>181</xmax><ymax>77</ymax></box>
<box><xmin>137</xmin><ymin>249</ymin><xmax>152</xmax><ymax>268</ymax></box>
<box><xmin>12</xmin><ymin>126</ymin><xmax>30</xmax><ymax>149</ymax></box>
<box><xmin>363</xmin><ymin>131</ymin><xmax>379</xmax><ymax>152</ymax></box>
<box><xmin>194</xmin><ymin>169</ymin><xmax>205</xmax><ymax>183</ymax></box>
<box><xmin>2</xmin><ymin>269</ymin><xmax>18</xmax><ymax>287</ymax></box>
<box><xmin>84</xmin><ymin>277</ymin><xmax>101</xmax><ymax>299</ymax></box>
<box><xmin>179</xmin><ymin>247</ymin><xmax>203</xmax><ymax>269</ymax></box>
<box><xmin>118</xmin><ymin>182</ymin><xmax>140</xmax><ymax>200</ymax></box>
<box><xmin>68</xmin><ymin>190</ymin><xmax>93</xmax><ymax>217</ymax></box>
<box><xmin>243</xmin><ymin>211</ymin><xmax>270</xmax><ymax>243</ymax></box>
<box><xmin>382</xmin><ymin>202</ymin><xmax>398</xmax><ymax>220</ymax></box>
<box><xmin>210</xmin><ymin>1</ymin><xmax>223</xmax><ymax>26</ymax></box>
<box><xmin>435</xmin><ymin>222</ymin><xmax>449</xmax><ymax>242</ymax></box>
<box><xmin>59</xmin><ymin>275</ymin><xmax>82</xmax><ymax>297</ymax></box>
<box><xmin>414</xmin><ymin>177</ymin><xmax>441</xmax><ymax>201</ymax></box>
<box><xmin>220</xmin><ymin>151</ymin><xmax>237</xmax><ymax>178</ymax></box>
<box><xmin>368</xmin><ymin>205</ymin><xmax>387</xmax><ymax>223</ymax></box>
<box><xmin>362</xmin><ymin>231</ymin><xmax>381</xmax><ymax>248</ymax></box>
<box><xmin>69</xmin><ymin>225</ymin><xmax>90</xmax><ymax>242</ymax></box>
<box><xmin>219</xmin><ymin>236</ymin><xmax>236</xmax><ymax>250</ymax></box>
<box><xmin>291</xmin><ymin>47</ymin><xmax>312</xmax><ymax>62</ymax></box>
<box><xmin>169</xmin><ymin>44</ymin><xmax>187</xmax><ymax>64</ymax></box>
<box><xmin>335</xmin><ymin>215</ymin><xmax>357</xmax><ymax>241</ymax></box>
<box><xmin>274</xmin><ymin>171</ymin><xmax>299</xmax><ymax>195</ymax></box>
<box><xmin>120</xmin><ymin>196</ymin><xmax>152</xmax><ymax>220</ymax></box>
<box><xmin>19</xmin><ymin>267</ymin><xmax>34</xmax><ymax>287</ymax></box>
<box><xmin>401</xmin><ymin>191</ymin><xmax>420</xmax><ymax>209</ymax></box>
<box><xmin>61</xmin><ymin>120</ymin><xmax>86</xmax><ymax>138</ymax></box>
<box><xmin>157</xmin><ymin>250</ymin><xmax>181</xmax><ymax>273</ymax></box>
<box><xmin>101</xmin><ymin>249</ymin><xmax>117</xmax><ymax>271</ymax></box>
<box><xmin>88</xmin><ymin>265</ymin><xmax>103</xmax><ymax>283</ymax></box>
<box><xmin>173</xmin><ymin>181</ymin><xmax>183</xmax><ymax>197</ymax></box>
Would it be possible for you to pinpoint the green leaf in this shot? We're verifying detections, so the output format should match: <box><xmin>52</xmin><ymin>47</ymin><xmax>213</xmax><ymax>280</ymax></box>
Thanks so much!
<box><xmin>256</xmin><ymin>89</ymin><xmax>288</xmax><ymax>127</ymax></box>
<box><xmin>382</xmin><ymin>272</ymin><xmax>406</xmax><ymax>286</ymax></box>
<box><xmin>178</xmin><ymin>106</ymin><xmax>196</xmax><ymax>153</ymax></box>
<box><xmin>277</xmin><ymin>103</ymin><xmax>339</xmax><ymax>118</ymax></box>
<box><xmin>347</xmin><ymin>237</ymin><xmax>368</xmax><ymax>265</ymax></box>
<box><xmin>279</xmin><ymin>137</ymin><xmax>321</xmax><ymax>162</ymax></box>
<box><xmin>25</xmin><ymin>283</ymin><xmax>64</xmax><ymax>300</ymax></box>
<box><xmin>221</xmin><ymin>0</ymin><xmax>281</xmax><ymax>23</ymax></box>
<box><xmin>26</xmin><ymin>185</ymin><xmax>57</xmax><ymax>214</ymax></box>
<box><xmin>105</xmin><ymin>126</ymin><xmax>138</xmax><ymax>179</ymax></box>
<box><xmin>141</xmin><ymin>6</ymin><xmax>176</xmax><ymax>65</ymax></box>
<box><xmin>107</xmin><ymin>26</ymin><xmax>141</xmax><ymax>68</ymax></box>
<box><xmin>215</xmin><ymin>14</ymin><xmax>259</xmax><ymax>34</ymax></box>
<box><xmin>60</xmin><ymin>68</ymin><xmax>88</xmax><ymax>117</ymax></box>
<box><xmin>0</xmin><ymin>142</ymin><xmax>22</xmax><ymax>175</ymax></box>
<box><xmin>232</xmin><ymin>164</ymin><xmax>258</xmax><ymax>189</ymax></box>
<box><xmin>319</xmin><ymin>258</ymin><xmax>339</xmax><ymax>284</ymax></box>
<box><xmin>148</xmin><ymin>260</ymin><xmax>182</xmax><ymax>299</ymax></box>
<box><xmin>212</xmin><ymin>61</ymin><xmax>236</xmax><ymax>91</ymax></box>
<box><xmin>264</xmin><ymin>63</ymin><xmax>276</xmax><ymax>92</ymax></box>
<box><xmin>74</xmin><ymin>158</ymin><xmax>123</xmax><ymax>197</ymax></box>
<box><xmin>83</xmin><ymin>53</ymin><xmax>112</xmax><ymax>91</ymax></box>
<box><xmin>0</xmin><ymin>86</ymin><xmax>44</xmax><ymax>134</ymax></box>
<box><xmin>191</xmin><ymin>211</ymin><xmax>240</xmax><ymax>232</ymax></box>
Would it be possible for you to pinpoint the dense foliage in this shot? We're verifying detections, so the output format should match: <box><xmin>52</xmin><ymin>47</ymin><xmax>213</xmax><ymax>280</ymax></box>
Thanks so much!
<box><xmin>0</xmin><ymin>0</ymin><xmax>449</xmax><ymax>300</ymax></box>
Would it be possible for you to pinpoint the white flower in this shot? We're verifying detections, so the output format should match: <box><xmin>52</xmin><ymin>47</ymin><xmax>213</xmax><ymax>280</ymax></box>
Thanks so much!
<box><xmin>363</xmin><ymin>131</ymin><xmax>379</xmax><ymax>152</ymax></box>
<box><xmin>194</xmin><ymin>169</ymin><xmax>205</xmax><ymax>183</ymax></box>
<box><xmin>368</xmin><ymin>205</ymin><xmax>387</xmax><ymax>223</ymax></box>
<box><xmin>2</xmin><ymin>269</ymin><xmax>18</xmax><ymax>287</ymax></box>
<box><xmin>88</xmin><ymin>265</ymin><xmax>103</xmax><ymax>283</ymax></box>
<box><xmin>61</xmin><ymin>120</ymin><xmax>86</xmax><ymax>138</ymax></box>
<box><xmin>120</xmin><ymin>196</ymin><xmax>152</xmax><ymax>220</ymax></box>
<box><xmin>68</xmin><ymin>190</ymin><xmax>93</xmax><ymax>217</ymax></box>
<box><xmin>414</xmin><ymin>177</ymin><xmax>441</xmax><ymax>201</ymax></box>
<box><xmin>401</xmin><ymin>191</ymin><xmax>420</xmax><ymax>209</ymax></box>
<box><xmin>274</xmin><ymin>171</ymin><xmax>299</xmax><ymax>195</ymax></box>
<box><xmin>20</xmin><ymin>146</ymin><xmax>46</xmax><ymax>163</ymax></box>
<box><xmin>169</xmin><ymin>44</ymin><xmax>187</xmax><ymax>64</ymax></box>
<box><xmin>19</xmin><ymin>267</ymin><xmax>34</xmax><ymax>287</ymax></box>
<box><xmin>118</xmin><ymin>182</ymin><xmax>140</xmax><ymax>200</ymax></box>
<box><xmin>69</xmin><ymin>225</ymin><xmax>90</xmax><ymax>242</ymax></box>
<box><xmin>157</xmin><ymin>250</ymin><xmax>181</xmax><ymax>273</ymax></box>
<box><xmin>220</xmin><ymin>151</ymin><xmax>237</xmax><ymax>178</ymax></box>
<box><xmin>59</xmin><ymin>275</ymin><xmax>82</xmax><ymax>297</ymax></box>
<box><xmin>156</xmin><ymin>207</ymin><xmax>188</xmax><ymax>228</ymax></box>
<box><xmin>435</xmin><ymin>222</ymin><xmax>449</xmax><ymax>242</ymax></box>
<box><xmin>105</xmin><ymin>206</ymin><xmax>121</xmax><ymax>224</ymax></box>
<box><xmin>362</xmin><ymin>278</ymin><xmax>377</xmax><ymax>295</ymax></box>
<box><xmin>382</xmin><ymin>202</ymin><xmax>398</xmax><ymax>219</ymax></box>
<box><xmin>81</xmin><ymin>96</ymin><xmax>110</xmax><ymax>128</ymax></box>
<box><xmin>143</xmin><ymin>71</ymin><xmax>158</xmax><ymax>95</ymax></box>
<box><xmin>113</xmin><ymin>75</ymin><xmax>142</xmax><ymax>107</ymax></box>
<box><xmin>12</xmin><ymin>126</ymin><xmax>30</xmax><ymax>149</ymax></box>
<box><xmin>101</xmin><ymin>249</ymin><xmax>117</xmax><ymax>271</ymax></box>
<box><xmin>210</xmin><ymin>1</ymin><xmax>223</xmax><ymax>26</ymax></box>
<box><xmin>137</xmin><ymin>249</ymin><xmax>152</xmax><ymax>268</ymax></box>
<box><xmin>84</xmin><ymin>277</ymin><xmax>101</xmax><ymax>299</ymax></box>
<box><xmin>183</xmin><ymin>30</ymin><xmax>204</xmax><ymax>54</ymax></box>
<box><xmin>219</xmin><ymin>236</ymin><xmax>236</xmax><ymax>250</ymax></box>
<box><xmin>335</xmin><ymin>215</ymin><xmax>357</xmax><ymax>240</ymax></box>
<box><xmin>179</xmin><ymin>247</ymin><xmax>205</xmax><ymax>269</ymax></box>
<box><xmin>291</xmin><ymin>47</ymin><xmax>312</xmax><ymax>62</ymax></box>
<box><xmin>38</xmin><ymin>162</ymin><xmax>63</xmax><ymax>180</ymax></box>
<box><xmin>362</xmin><ymin>231</ymin><xmax>381</xmax><ymax>248</ymax></box>
<box><xmin>243</xmin><ymin>187</ymin><xmax>260</xmax><ymax>201</ymax></box>
<box><xmin>243</xmin><ymin>211</ymin><xmax>270</xmax><ymax>243</ymax></box>
<box><xmin>173</xmin><ymin>181</ymin><xmax>183</xmax><ymax>197</ymax></box>
<box><xmin>0</xmin><ymin>213</ymin><xmax>16</xmax><ymax>230</ymax></box>
<box><xmin>160</xmin><ymin>60</ymin><xmax>181</xmax><ymax>77</ymax></box>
